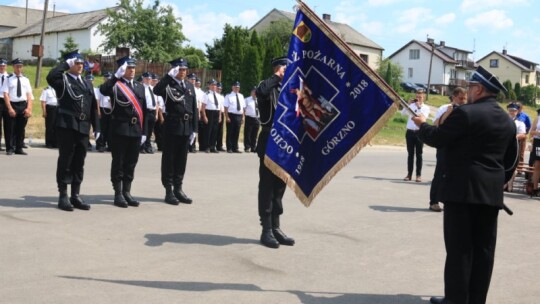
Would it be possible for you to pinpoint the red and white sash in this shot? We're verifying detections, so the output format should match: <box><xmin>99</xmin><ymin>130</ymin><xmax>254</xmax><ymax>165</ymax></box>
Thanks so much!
<box><xmin>115</xmin><ymin>81</ymin><xmax>143</xmax><ymax>129</ymax></box>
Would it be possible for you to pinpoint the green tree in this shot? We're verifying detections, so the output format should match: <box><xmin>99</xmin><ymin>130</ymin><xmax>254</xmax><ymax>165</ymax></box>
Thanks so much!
<box><xmin>496</xmin><ymin>91</ymin><xmax>506</xmax><ymax>102</ymax></box>
<box><xmin>221</xmin><ymin>25</ymin><xmax>251</xmax><ymax>89</ymax></box>
<box><xmin>97</xmin><ymin>0</ymin><xmax>186</xmax><ymax>62</ymax></box>
<box><xmin>58</xmin><ymin>36</ymin><xmax>79</xmax><ymax>61</ymax></box>
<box><xmin>514</xmin><ymin>82</ymin><xmax>521</xmax><ymax>99</ymax></box>
<box><xmin>520</xmin><ymin>84</ymin><xmax>539</xmax><ymax>105</ymax></box>
<box><xmin>240</xmin><ymin>45</ymin><xmax>262</xmax><ymax>96</ymax></box>
<box><xmin>262</xmin><ymin>37</ymin><xmax>284</xmax><ymax>78</ymax></box>
<box><xmin>377</xmin><ymin>58</ymin><xmax>403</xmax><ymax>92</ymax></box>
<box><xmin>503</xmin><ymin>80</ymin><xmax>513</xmax><ymax>97</ymax></box>
<box><xmin>205</xmin><ymin>37</ymin><xmax>225</xmax><ymax>70</ymax></box>
<box><xmin>508</xmin><ymin>89</ymin><xmax>517</xmax><ymax>101</ymax></box>
<box><xmin>259</xmin><ymin>19</ymin><xmax>294</xmax><ymax>54</ymax></box>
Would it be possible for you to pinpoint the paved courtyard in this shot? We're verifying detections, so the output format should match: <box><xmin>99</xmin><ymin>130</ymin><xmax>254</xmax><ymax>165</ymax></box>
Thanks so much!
<box><xmin>0</xmin><ymin>144</ymin><xmax>538</xmax><ymax>303</ymax></box>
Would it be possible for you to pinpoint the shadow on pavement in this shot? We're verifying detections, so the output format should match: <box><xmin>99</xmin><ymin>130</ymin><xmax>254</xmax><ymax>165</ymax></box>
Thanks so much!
<box><xmin>369</xmin><ymin>205</ymin><xmax>431</xmax><ymax>213</ymax></box>
<box><xmin>59</xmin><ymin>276</ymin><xmax>430</xmax><ymax>304</ymax></box>
<box><xmin>0</xmin><ymin>195</ymin><xmax>164</xmax><ymax>208</ymax></box>
<box><xmin>144</xmin><ymin>232</ymin><xmax>258</xmax><ymax>247</ymax></box>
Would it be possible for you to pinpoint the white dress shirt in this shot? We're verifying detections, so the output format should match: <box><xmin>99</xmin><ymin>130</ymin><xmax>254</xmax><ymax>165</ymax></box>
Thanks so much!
<box><xmin>2</xmin><ymin>74</ymin><xmax>34</xmax><ymax>102</ymax></box>
<box><xmin>244</xmin><ymin>96</ymin><xmax>258</xmax><ymax>118</ymax></box>
<box><xmin>223</xmin><ymin>91</ymin><xmax>246</xmax><ymax>114</ymax></box>
<box><xmin>40</xmin><ymin>87</ymin><xmax>58</xmax><ymax>106</ymax></box>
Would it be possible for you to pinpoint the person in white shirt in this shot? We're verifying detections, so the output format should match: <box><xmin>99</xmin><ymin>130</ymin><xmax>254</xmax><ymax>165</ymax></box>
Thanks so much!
<box><xmin>200</xmin><ymin>79</ymin><xmax>222</xmax><ymax>153</ymax></box>
<box><xmin>2</xmin><ymin>58</ymin><xmax>33</xmax><ymax>155</ymax></box>
<box><xmin>40</xmin><ymin>86</ymin><xmax>58</xmax><ymax>148</ymax></box>
<box><xmin>243</xmin><ymin>86</ymin><xmax>260</xmax><ymax>153</ymax></box>
<box><xmin>140</xmin><ymin>72</ymin><xmax>158</xmax><ymax>154</ymax></box>
<box><xmin>187</xmin><ymin>73</ymin><xmax>203</xmax><ymax>152</ymax></box>
<box><xmin>0</xmin><ymin>58</ymin><xmax>10</xmax><ymax>151</ymax></box>
<box><xmin>223</xmin><ymin>81</ymin><xmax>246</xmax><ymax>153</ymax></box>
<box><xmin>401</xmin><ymin>88</ymin><xmax>430</xmax><ymax>182</ymax></box>
<box><xmin>507</xmin><ymin>103</ymin><xmax>527</xmax><ymax>159</ymax></box>
<box><xmin>429</xmin><ymin>87</ymin><xmax>467</xmax><ymax>212</ymax></box>
<box><xmin>96</xmin><ymin>72</ymin><xmax>113</xmax><ymax>152</ymax></box>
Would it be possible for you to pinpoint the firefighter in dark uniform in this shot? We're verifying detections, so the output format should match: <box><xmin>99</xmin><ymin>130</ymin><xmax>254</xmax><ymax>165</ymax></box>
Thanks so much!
<box><xmin>153</xmin><ymin>58</ymin><xmax>198</xmax><ymax>205</ymax></box>
<box><xmin>100</xmin><ymin>57</ymin><xmax>147</xmax><ymax>208</ymax></box>
<box><xmin>255</xmin><ymin>56</ymin><xmax>295</xmax><ymax>248</ymax></box>
<box><xmin>46</xmin><ymin>50</ymin><xmax>99</xmax><ymax>211</ymax></box>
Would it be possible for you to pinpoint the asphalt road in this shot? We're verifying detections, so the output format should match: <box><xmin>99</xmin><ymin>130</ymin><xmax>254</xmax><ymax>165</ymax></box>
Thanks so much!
<box><xmin>0</xmin><ymin>144</ymin><xmax>538</xmax><ymax>304</ymax></box>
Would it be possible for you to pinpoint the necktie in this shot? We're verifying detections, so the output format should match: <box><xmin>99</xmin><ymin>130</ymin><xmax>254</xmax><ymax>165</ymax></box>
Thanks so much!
<box><xmin>236</xmin><ymin>93</ymin><xmax>240</xmax><ymax>111</ymax></box>
<box><xmin>180</xmin><ymin>80</ymin><xmax>185</xmax><ymax>90</ymax></box>
<box><xmin>78</xmin><ymin>77</ymin><xmax>85</xmax><ymax>89</ymax></box>
<box><xmin>1</xmin><ymin>75</ymin><xmax>4</xmax><ymax>86</ymax></box>
<box><xmin>213</xmin><ymin>92</ymin><xmax>218</xmax><ymax>108</ymax></box>
<box><xmin>127</xmin><ymin>81</ymin><xmax>133</xmax><ymax>90</ymax></box>
<box><xmin>16</xmin><ymin>76</ymin><xmax>21</xmax><ymax>98</ymax></box>
<box><xmin>148</xmin><ymin>87</ymin><xmax>156</xmax><ymax>107</ymax></box>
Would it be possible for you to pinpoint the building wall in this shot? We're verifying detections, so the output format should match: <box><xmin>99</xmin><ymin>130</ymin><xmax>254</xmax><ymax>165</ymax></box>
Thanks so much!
<box><xmin>478</xmin><ymin>53</ymin><xmax>527</xmax><ymax>87</ymax></box>
<box><xmin>11</xmin><ymin>23</ymin><xmax>112</xmax><ymax>61</ymax></box>
<box><xmin>390</xmin><ymin>42</ymin><xmax>448</xmax><ymax>85</ymax></box>
<box><xmin>351</xmin><ymin>44</ymin><xmax>381</xmax><ymax>70</ymax></box>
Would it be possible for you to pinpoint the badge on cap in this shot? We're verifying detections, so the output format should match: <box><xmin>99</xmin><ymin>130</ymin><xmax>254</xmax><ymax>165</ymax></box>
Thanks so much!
<box><xmin>63</xmin><ymin>50</ymin><xmax>84</xmax><ymax>63</ymax></box>
<box><xmin>11</xmin><ymin>58</ymin><xmax>24</xmax><ymax>65</ymax></box>
<box><xmin>169</xmin><ymin>58</ymin><xmax>188</xmax><ymax>69</ymax></box>
<box><xmin>116</xmin><ymin>56</ymin><xmax>136</xmax><ymax>67</ymax></box>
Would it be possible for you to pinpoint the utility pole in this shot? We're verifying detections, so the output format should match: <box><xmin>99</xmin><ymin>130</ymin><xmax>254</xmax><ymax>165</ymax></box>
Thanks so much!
<box><xmin>35</xmin><ymin>0</ymin><xmax>49</xmax><ymax>88</ymax></box>
<box><xmin>426</xmin><ymin>38</ymin><xmax>435</xmax><ymax>101</ymax></box>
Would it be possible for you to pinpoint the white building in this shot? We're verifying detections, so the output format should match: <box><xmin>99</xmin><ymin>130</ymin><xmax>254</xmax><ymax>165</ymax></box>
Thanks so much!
<box><xmin>388</xmin><ymin>39</ymin><xmax>476</xmax><ymax>95</ymax></box>
<box><xmin>0</xmin><ymin>8</ymin><xmax>113</xmax><ymax>61</ymax></box>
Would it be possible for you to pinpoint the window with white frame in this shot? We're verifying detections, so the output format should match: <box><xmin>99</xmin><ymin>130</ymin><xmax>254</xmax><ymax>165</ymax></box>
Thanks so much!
<box><xmin>490</xmin><ymin>59</ymin><xmax>499</xmax><ymax>68</ymax></box>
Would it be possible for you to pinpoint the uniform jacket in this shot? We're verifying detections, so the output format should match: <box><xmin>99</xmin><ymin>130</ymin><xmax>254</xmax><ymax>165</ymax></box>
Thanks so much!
<box><xmin>100</xmin><ymin>77</ymin><xmax>147</xmax><ymax>138</ymax></box>
<box><xmin>417</xmin><ymin>96</ymin><xmax>518</xmax><ymax>208</ymax></box>
<box><xmin>255</xmin><ymin>74</ymin><xmax>281</xmax><ymax>157</ymax></box>
<box><xmin>153</xmin><ymin>74</ymin><xmax>198</xmax><ymax>136</ymax></box>
<box><xmin>256</xmin><ymin>74</ymin><xmax>281</xmax><ymax>128</ymax></box>
<box><xmin>46</xmin><ymin>62</ymin><xmax>99</xmax><ymax>134</ymax></box>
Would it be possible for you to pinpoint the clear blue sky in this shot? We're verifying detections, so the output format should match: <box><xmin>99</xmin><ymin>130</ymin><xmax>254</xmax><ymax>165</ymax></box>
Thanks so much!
<box><xmin>9</xmin><ymin>0</ymin><xmax>540</xmax><ymax>63</ymax></box>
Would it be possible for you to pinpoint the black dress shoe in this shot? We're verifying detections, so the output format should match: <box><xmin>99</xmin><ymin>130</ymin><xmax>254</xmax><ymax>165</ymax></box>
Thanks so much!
<box><xmin>272</xmin><ymin>228</ymin><xmax>295</xmax><ymax>245</ymax></box>
<box><xmin>217</xmin><ymin>147</ymin><xmax>226</xmax><ymax>152</ymax></box>
<box><xmin>114</xmin><ymin>194</ymin><xmax>128</xmax><ymax>208</ymax></box>
<box><xmin>6</xmin><ymin>150</ymin><xmax>14</xmax><ymax>155</ymax></box>
<box><xmin>145</xmin><ymin>148</ymin><xmax>154</xmax><ymax>154</ymax></box>
<box><xmin>70</xmin><ymin>196</ymin><xmax>91</xmax><ymax>210</ymax></box>
<box><xmin>123</xmin><ymin>193</ymin><xmax>140</xmax><ymax>207</ymax></box>
<box><xmin>430</xmin><ymin>297</ymin><xmax>447</xmax><ymax>304</ymax></box>
<box><xmin>210</xmin><ymin>148</ymin><xmax>219</xmax><ymax>153</ymax></box>
<box><xmin>15</xmin><ymin>149</ymin><xmax>27</xmax><ymax>155</ymax></box>
<box><xmin>233</xmin><ymin>150</ymin><xmax>242</xmax><ymax>153</ymax></box>
<box><xmin>139</xmin><ymin>149</ymin><xmax>147</xmax><ymax>154</ymax></box>
<box><xmin>227</xmin><ymin>149</ymin><xmax>233</xmax><ymax>153</ymax></box>
<box><xmin>174</xmin><ymin>189</ymin><xmax>193</xmax><ymax>204</ymax></box>
<box><xmin>58</xmin><ymin>194</ymin><xmax>74</xmax><ymax>211</ymax></box>
<box><xmin>0</xmin><ymin>147</ymin><xmax>5</xmax><ymax>151</ymax></box>
<box><xmin>98</xmin><ymin>146</ymin><xmax>106</xmax><ymax>153</ymax></box>
<box><xmin>260</xmin><ymin>230</ymin><xmax>280</xmax><ymax>248</ymax></box>
<box><xmin>165</xmin><ymin>192</ymin><xmax>180</xmax><ymax>205</ymax></box>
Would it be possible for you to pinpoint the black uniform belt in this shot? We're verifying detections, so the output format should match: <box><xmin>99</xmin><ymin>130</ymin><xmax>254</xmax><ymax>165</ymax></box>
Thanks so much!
<box><xmin>58</xmin><ymin>108</ymin><xmax>88</xmax><ymax>121</ymax></box>
<box><xmin>112</xmin><ymin>115</ymin><xmax>139</xmax><ymax>124</ymax></box>
<box><xmin>167</xmin><ymin>113</ymin><xmax>191</xmax><ymax>121</ymax></box>
<box><xmin>146</xmin><ymin>109</ymin><xmax>156</xmax><ymax>113</ymax></box>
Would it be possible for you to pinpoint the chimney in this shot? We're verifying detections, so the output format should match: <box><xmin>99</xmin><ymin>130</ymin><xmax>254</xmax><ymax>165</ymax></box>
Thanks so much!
<box><xmin>440</xmin><ymin>41</ymin><xmax>445</xmax><ymax>47</ymax></box>
<box><xmin>502</xmin><ymin>48</ymin><xmax>507</xmax><ymax>55</ymax></box>
<box><xmin>323</xmin><ymin>14</ymin><xmax>331</xmax><ymax>21</ymax></box>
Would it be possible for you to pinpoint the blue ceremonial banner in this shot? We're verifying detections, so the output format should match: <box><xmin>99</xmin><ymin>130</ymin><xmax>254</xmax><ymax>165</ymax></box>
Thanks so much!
<box><xmin>264</xmin><ymin>1</ymin><xmax>403</xmax><ymax>206</ymax></box>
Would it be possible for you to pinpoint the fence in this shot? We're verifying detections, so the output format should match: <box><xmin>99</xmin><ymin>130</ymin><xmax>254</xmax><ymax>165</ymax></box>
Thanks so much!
<box><xmin>94</xmin><ymin>55</ymin><xmax>221</xmax><ymax>84</ymax></box>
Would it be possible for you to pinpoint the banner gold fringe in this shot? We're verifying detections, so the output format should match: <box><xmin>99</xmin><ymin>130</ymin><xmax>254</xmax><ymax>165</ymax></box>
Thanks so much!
<box><xmin>264</xmin><ymin>1</ymin><xmax>402</xmax><ymax>207</ymax></box>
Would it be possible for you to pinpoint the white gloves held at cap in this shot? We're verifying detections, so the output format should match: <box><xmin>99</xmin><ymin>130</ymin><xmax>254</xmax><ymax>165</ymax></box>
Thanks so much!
<box><xmin>115</xmin><ymin>62</ymin><xmax>128</xmax><ymax>79</ymax></box>
<box><xmin>168</xmin><ymin>66</ymin><xmax>180</xmax><ymax>78</ymax></box>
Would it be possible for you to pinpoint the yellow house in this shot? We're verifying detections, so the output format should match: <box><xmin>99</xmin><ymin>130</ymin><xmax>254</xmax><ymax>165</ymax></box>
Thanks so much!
<box><xmin>477</xmin><ymin>50</ymin><xmax>539</xmax><ymax>88</ymax></box>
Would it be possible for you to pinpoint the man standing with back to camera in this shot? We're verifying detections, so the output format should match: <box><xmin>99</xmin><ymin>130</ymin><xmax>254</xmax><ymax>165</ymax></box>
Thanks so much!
<box><xmin>256</xmin><ymin>57</ymin><xmax>295</xmax><ymax>249</ymax></box>
<box><xmin>412</xmin><ymin>66</ymin><xmax>518</xmax><ymax>304</ymax></box>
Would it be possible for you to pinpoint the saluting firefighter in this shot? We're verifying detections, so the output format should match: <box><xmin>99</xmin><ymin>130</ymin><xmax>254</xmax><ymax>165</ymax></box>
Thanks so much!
<box><xmin>153</xmin><ymin>58</ymin><xmax>198</xmax><ymax>205</ymax></box>
<box><xmin>100</xmin><ymin>57</ymin><xmax>147</xmax><ymax>208</ymax></box>
<box><xmin>255</xmin><ymin>57</ymin><xmax>295</xmax><ymax>248</ymax></box>
<box><xmin>46</xmin><ymin>50</ymin><xmax>99</xmax><ymax>211</ymax></box>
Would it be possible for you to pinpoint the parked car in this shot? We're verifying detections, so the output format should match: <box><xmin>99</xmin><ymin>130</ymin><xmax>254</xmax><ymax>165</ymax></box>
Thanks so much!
<box><xmin>415</xmin><ymin>83</ymin><xmax>439</xmax><ymax>94</ymax></box>
<box><xmin>400</xmin><ymin>82</ymin><xmax>422</xmax><ymax>93</ymax></box>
